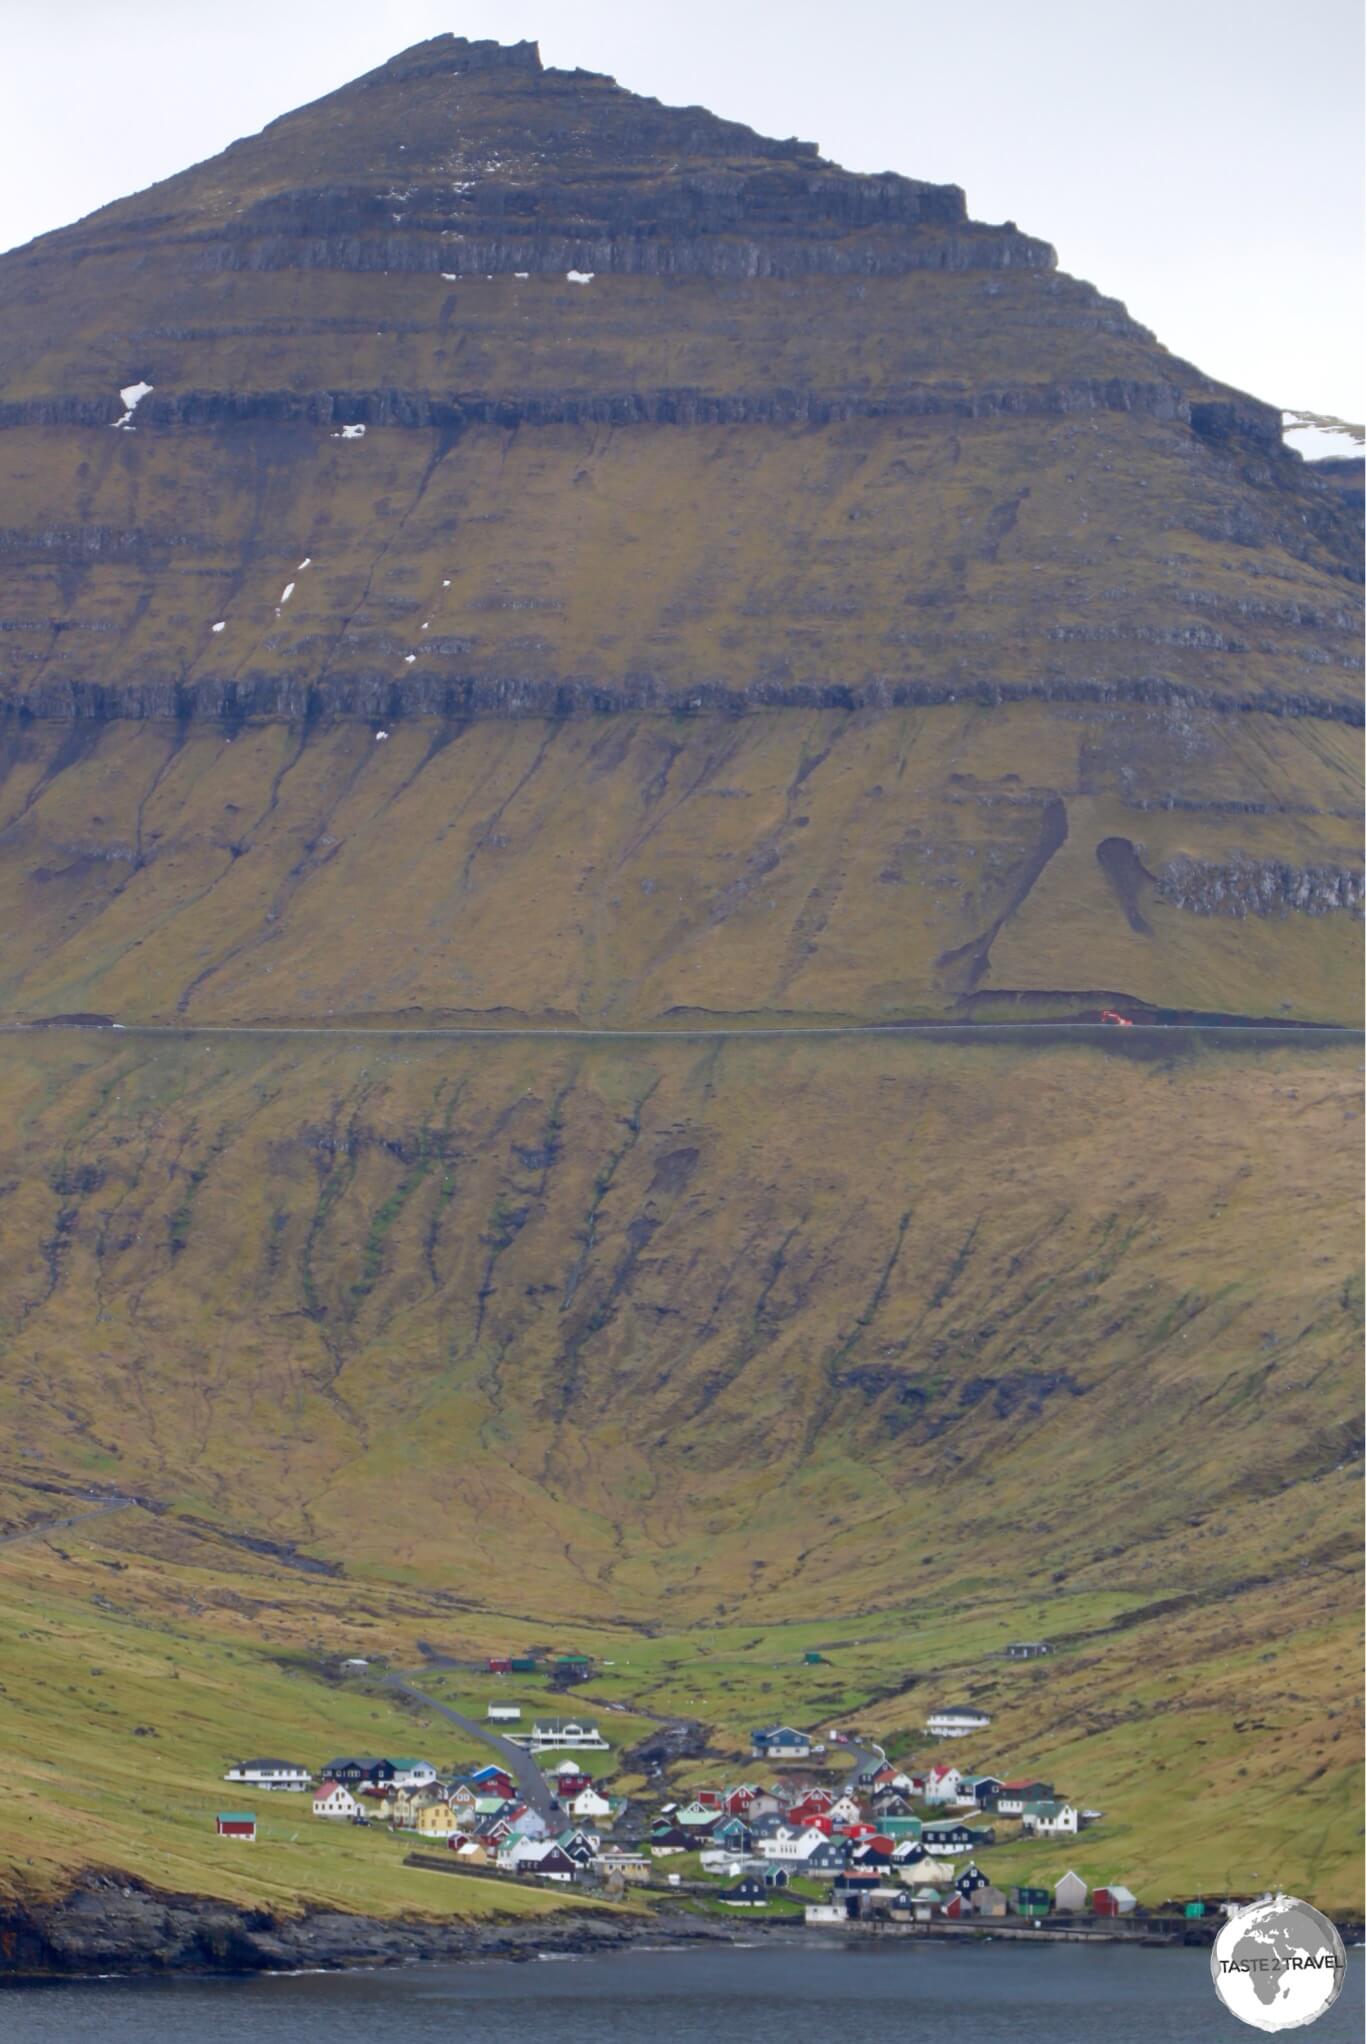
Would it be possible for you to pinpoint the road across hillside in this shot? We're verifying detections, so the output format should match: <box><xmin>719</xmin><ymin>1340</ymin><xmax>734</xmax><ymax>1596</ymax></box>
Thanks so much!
<box><xmin>8</xmin><ymin>1019</ymin><xmax>1359</xmax><ymax>1045</ymax></box>
<box><xmin>383</xmin><ymin>1677</ymin><xmax>556</xmax><ymax>1818</ymax></box>
<box><xmin>0</xmin><ymin>1498</ymin><xmax>134</xmax><ymax>1550</ymax></box>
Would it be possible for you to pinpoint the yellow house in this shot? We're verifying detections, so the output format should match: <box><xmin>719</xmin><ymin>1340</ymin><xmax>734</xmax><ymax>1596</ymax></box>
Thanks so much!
<box><xmin>379</xmin><ymin>1785</ymin><xmax>443</xmax><ymax>1827</ymax></box>
<box><xmin>416</xmin><ymin>1801</ymin><xmax>459</xmax><ymax>1837</ymax></box>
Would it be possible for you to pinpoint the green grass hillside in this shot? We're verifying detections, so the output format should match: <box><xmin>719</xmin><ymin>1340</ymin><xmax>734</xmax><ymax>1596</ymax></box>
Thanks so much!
<box><xmin>0</xmin><ymin>1027</ymin><xmax>1358</xmax><ymax>1909</ymax></box>
<box><xmin>0</xmin><ymin>31</ymin><xmax>1359</xmax><ymax>1936</ymax></box>
<box><xmin>0</xmin><ymin>709</ymin><xmax>1359</xmax><ymax>1028</ymax></box>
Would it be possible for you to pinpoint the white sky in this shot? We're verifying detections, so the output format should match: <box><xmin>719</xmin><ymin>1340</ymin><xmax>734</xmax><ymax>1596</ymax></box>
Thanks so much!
<box><xmin>1</xmin><ymin>0</ymin><xmax>1361</xmax><ymax>422</ymax></box>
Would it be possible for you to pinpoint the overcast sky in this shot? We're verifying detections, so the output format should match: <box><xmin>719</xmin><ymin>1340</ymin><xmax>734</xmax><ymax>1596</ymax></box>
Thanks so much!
<box><xmin>2</xmin><ymin>0</ymin><xmax>1361</xmax><ymax>427</ymax></box>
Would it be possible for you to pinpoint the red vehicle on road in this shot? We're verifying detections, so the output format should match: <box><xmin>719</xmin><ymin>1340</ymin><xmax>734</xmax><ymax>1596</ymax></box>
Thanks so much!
<box><xmin>1099</xmin><ymin>1010</ymin><xmax>1133</xmax><ymax>1027</ymax></box>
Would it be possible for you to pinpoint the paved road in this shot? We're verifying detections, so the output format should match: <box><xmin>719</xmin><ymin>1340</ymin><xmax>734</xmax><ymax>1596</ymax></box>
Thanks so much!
<box><xmin>9</xmin><ymin>1019</ymin><xmax>1357</xmax><ymax>1044</ymax></box>
<box><xmin>0</xmin><ymin>1498</ymin><xmax>134</xmax><ymax>1550</ymax></box>
<box><xmin>839</xmin><ymin>1736</ymin><xmax>887</xmax><ymax>1795</ymax></box>
<box><xmin>384</xmin><ymin>1677</ymin><xmax>556</xmax><ymax>1818</ymax></box>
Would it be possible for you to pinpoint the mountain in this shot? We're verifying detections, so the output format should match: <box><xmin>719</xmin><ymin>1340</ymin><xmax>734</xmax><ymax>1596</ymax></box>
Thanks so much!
<box><xmin>0</xmin><ymin>37</ymin><xmax>1359</xmax><ymax>1921</ymax></box>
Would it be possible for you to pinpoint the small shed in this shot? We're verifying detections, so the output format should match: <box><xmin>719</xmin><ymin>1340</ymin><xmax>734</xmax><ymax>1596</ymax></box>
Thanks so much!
<box><xmin>802</xmin><ymin>1650</ymin><xmax>828</xmax><ymax>1665</ymax></box>
<box><xmin>215</xmin><ymin>1811</ymin><xmax>256</xmax><ymax>1840</ymax></box>
<box><xmin>972</xmin><ymin>1884</ymin><xmax>1008</xmax><ymax>1918</ymax></box>
<box><xmin>486</xmin><ymin>1655</ymin><xmax>512</xmax><ymax>1674</ymax></box>
<box><xmin>1016</xmin><ymin>1885</ymin><xmax>1051</xmax><ymax>1918</ymax></box>
<box><xmin>1093</xmin><ymin>1885</ymin><xmax>1138</xmax><ymax>1918</ymax></box>
<box><xmin>1054</xmin><ymin>1869</ymin><xmax>1089</xmax><ymax>1913</ymax></box>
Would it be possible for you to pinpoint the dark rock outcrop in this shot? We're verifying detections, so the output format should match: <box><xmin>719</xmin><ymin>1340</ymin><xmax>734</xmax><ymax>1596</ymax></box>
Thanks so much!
<box><xmin>0</xmin><ymin>1875</ymin><xmax>733</xmax><ymax>1979</ymax></box>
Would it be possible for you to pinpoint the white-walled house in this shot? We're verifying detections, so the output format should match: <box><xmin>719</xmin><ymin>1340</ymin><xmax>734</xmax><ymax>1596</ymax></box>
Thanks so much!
<box><xmin>313</xmin><ymin>1779</ymin><xmax>360</xmax><ymax>1819</ymax></box>
<box><xmin>388</xmin><ymin>1759</ymin><xmax>437</xmax><ymax>1788</ymax></box>
<box><xmin>757</xmin><ymin>1826</ymin><xmax>828</xmax><ymax>1863</ymax></box>
<box><xmin>567</xmin><ymin>1786</ymin><xmax>613</xmax><ymax>1821</ymax></box>
<box><xmin>1054</xmin><ymin>1870</ymin><xmax>1089</xmax><ymax>1912</ymax></box>
<box><xmin>487</xmin><ymin>1703</ymin><xmax>522</xmax><ymax>1722</ymax></box>
<box><xmin>223</xmin><ymin>1759</ymin><xmax>311</xmax><ymax>1792</ymax></box>
<box><xmin>509</xmin><ymin>1719</ymin><xmax>609</xmax><ymax>1752</ymax></box>
<box><xmin>1021</xmin><ymin>1801</ymin><xmax>1078</xmax><ymax>1837</ymax></box>
<box><xmin>925</xmin><ymin>1707</ymin><xmax>991</xmax><ymax>1739</ymax></box>
<box><xmin>922</xmin><ymin>1765</ymin><xmax>964</xmax><ymax>1805</ymax></box>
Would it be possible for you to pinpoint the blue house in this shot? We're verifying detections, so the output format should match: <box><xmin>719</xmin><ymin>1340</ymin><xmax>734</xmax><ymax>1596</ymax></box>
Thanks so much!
<box><xmin>750</xmin><ymin>1725</ymin><xmax>812</xmax><ymax>1760</ymax></box>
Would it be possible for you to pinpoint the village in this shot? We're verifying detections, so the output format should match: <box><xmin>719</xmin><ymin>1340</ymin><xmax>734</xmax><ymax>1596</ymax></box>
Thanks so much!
<box><xmin>211</xmin><ymin>1651</ymin><xmax>1221</xmax><ymax>1940</ymax></box>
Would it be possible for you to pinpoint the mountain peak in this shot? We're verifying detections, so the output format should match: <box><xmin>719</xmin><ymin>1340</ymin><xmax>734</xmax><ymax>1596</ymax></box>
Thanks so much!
<box><xmin>25</xmin><ymin>30</ymin><xmax>1030</xmax><ymax>270</ymax></box>
<box><xmin>359</xmin><ymin>34</ymin><xmax>546</xmax><ymax>86</ymax></box>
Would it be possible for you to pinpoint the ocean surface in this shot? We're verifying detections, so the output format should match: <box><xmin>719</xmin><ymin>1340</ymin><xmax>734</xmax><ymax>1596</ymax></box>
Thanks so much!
<box><xmin>2</xmin><ymin>1940</ymin><xmax>1361</xmax><ymax>2042</ymax></box>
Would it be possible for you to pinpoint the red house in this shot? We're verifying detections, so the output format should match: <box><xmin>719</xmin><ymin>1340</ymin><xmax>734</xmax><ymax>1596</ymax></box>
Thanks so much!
<box><xmin>486</xmin><ymin>1655</ymin><xmax>512</xmax><ymax>1674</ymax></box>
<box><xmin>1093</xmin><ymin>1886</ymin><xmax>1138</xmax><ymax>1918</ymax></box>
<box><xmin>547</xmin><ymin>1766</ymin><xmax>592</xmax><ymax>1799</ymax></box>
<box><xmin>943</xmin><ymin>1892</ymin><xmax>968</xmax><ymax>1919</ymax></box>
<box><xmin>215</xmin><ymin>1812</ymin><xmax>256</xmax><ymax>1839</ymax></box>
<box><xmin>470</xmin><ymin>1765</ymin><xmax>516</xmax><ymax>1799</ymax></box>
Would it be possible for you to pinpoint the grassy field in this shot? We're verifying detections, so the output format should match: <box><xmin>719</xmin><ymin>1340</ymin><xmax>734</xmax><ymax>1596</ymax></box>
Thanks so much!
<box><xmin>0</xmin><ymin>1026</ymin><xmax>1355</xmax><ymax>1919</ymax></box>
<box><xmin>0</xmin><ymin>1538</ymin><xmax>568</xmax><ymax>1917</ymax></box>
<box><xmin>0</xmin><ymin>1461</ymin><xmax>1357</xmax><ymax>1913</ymax></box>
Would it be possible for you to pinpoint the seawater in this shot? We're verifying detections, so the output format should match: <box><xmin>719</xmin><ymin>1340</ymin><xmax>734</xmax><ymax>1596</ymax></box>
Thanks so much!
<box><xmin>1</xmin><ymin>1939</ymin><xmax>1361</xmax><ymax>2042</ymax></box>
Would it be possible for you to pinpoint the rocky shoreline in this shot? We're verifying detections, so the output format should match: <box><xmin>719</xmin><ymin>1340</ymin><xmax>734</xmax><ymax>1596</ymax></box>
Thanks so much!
<box><xmin>0</xmin><ymin>1874</ymin><xmax>742</xmax><ymax>1982</ymax></box>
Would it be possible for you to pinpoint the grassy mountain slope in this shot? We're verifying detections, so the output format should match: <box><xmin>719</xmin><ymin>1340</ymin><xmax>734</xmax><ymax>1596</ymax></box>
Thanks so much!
<box><xmin>0</xmin><ymin>1029</ymin><xmax>1355</xmax><ymax>1612</ymax></box>
<box><xmin>0</xmin><ymin>34</ymin><xmax>1359</xmax><ymax>1921</ymax></box>
<box><xmin>1</xmin><ymin>707</ymin><xmax>1359</xmax><ymax>1028</ymax></box>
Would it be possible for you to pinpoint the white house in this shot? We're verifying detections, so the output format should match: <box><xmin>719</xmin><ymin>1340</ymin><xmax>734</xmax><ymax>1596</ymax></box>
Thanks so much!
<box><xmin>389</xmin><ymin>1759</ymin><xmax>437</xmax><ymax>1788</ymax></box>
<box><xmin>487</xmin><ymin>1703</ymin><xmax>522</xmax><ymax>1723</ymax></box>
<box><xmin>223</xmin><ymin>1759</ymin><xmax>311</xmax><ymax>1792</ymax></box>
<box><xmin>593</xmin><ymin>1847</ymin><xmax>650</xmax><ymax>1880</ymax></box>
<box><xmin>509</xmin><ymin>1719</ymin><xmax>609</xmax><ymax>1753</ymax></box>
<box><xmin>925</xmin><ymin>1707</ymin><xmax>991</xmax><ymax>1739</ymax></box>
<box><xmin>1021</xmin><ymin>1801</ymin><xmax>1078</xmax><ymax>1837</ymax></box>
<box><xmin>805</xmin><ymin>1903</ymin><xmax>847</xmax><ymax>1925</ymax></box>
<box><xmin>313</xmin><ymin>1779</ymin><xmax>360</xmax><ymax>1819</ymax></box>
<box><xmin>567</xmin><ymin>1786</ymin><xmax>613</xmax><ymax>1821</ymax></box>
<box><xmin>757</xmin><ymin>1826</ymin><xmax>827</xmax><ymax>1863</ymax></box>
<box><xmin>922</xmin><ymin>1764</ymin><xmax>964</xmax><ymax>1805</ymax></box>
<box><xmin>1054</xmin><ymin>1870</ymin><xmax>1089</xmax><ymax>1912</ymax></box>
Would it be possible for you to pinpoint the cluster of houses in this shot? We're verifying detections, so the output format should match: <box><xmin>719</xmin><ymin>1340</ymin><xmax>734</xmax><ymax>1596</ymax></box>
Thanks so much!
<box><xmin>803</xmin><ymin>1866</ymin><xmax>1138</xmax><ymax>1926</ymax></box>
<box><xmin>643</xmin><ymin>1750</ymin><xmax>1094</xmax><ymax>1888</ymax></box>
<box><xmin>214</xmin><ymin>1701</ymin><xmax>1141</xmax><ymax>1922</ymax></box>
<box><xmin>220</xmin><ymin>1744</ymin><xmax>635</xmax><ymax>1885</ymax></box>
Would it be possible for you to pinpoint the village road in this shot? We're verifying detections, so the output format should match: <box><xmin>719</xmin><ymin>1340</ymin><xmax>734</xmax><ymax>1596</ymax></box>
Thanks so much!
<box><xmin>839</xmin><ymin>1737</ymin><xmax>887</xmax><ymax>1794</ymax></box>
<box><xmin>384</xmin><ymin>1678</ymin><xmax>555</xmax><ymax>1818</ymax></box>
